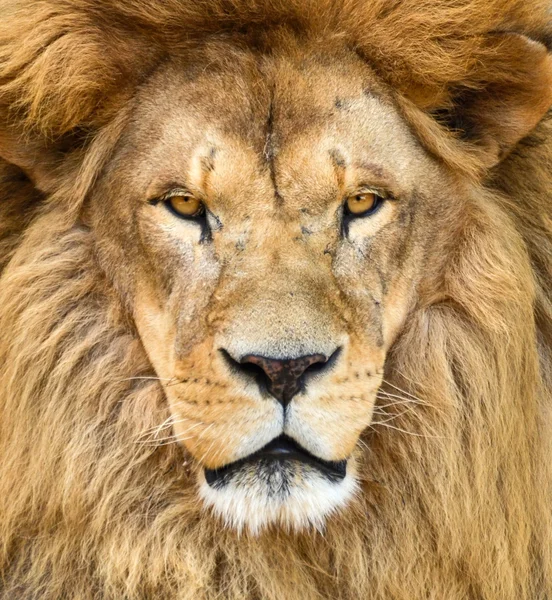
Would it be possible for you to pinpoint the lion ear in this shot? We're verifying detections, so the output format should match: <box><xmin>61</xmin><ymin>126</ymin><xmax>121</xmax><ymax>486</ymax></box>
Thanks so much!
<box><xmin>433</xmin><ymin>33</ymin><xmax>552</xmax><ymax>167</ymax></box>
<box><xmin>0</xmin><ymin>125</ymin><xmax>79</xmax><ymax>193</ymax></box>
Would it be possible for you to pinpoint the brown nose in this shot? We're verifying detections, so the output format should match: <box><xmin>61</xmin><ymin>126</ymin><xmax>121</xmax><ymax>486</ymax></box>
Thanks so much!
<box><xmin>239</xmin><ymin>353</ymin><xmax>329</xmax><ymax>406</ymax></box>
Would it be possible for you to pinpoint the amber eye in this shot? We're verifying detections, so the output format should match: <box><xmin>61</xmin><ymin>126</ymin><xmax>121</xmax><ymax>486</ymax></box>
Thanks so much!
<box><xmin>166</xmin><ymin>194</ymin><xmax>204</xmax><ymax>219</ymax></box>
<box><xmin>345</xmin><ymin>192</ymin><xmax>381</xmax><ymax>217</ymax></box>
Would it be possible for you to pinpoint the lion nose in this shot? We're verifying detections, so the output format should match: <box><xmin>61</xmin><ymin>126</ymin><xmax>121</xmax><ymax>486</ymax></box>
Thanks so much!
<box><xmin>237</xmin><ymin>353</ymin><xmax>330</xmax><ymax>407</ymax></box>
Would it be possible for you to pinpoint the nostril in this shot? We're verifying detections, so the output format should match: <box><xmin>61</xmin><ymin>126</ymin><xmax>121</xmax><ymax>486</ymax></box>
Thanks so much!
<box><xmin>219</xmin><ymin>348</ymin><xmax>341</xmax><ymax>407</ymax></box>
<box><xmin>242</xmin><ymin>353</ymin><xmax>327</xmax><ymax>406</ymax></box>
<box><xmin>302</xmin><ymin>347</ymin><xmax>341</xmax><ymax>378</ymax></box>
<box><xmin>219</xmin><ymin>349</ymin><xmax>270</xmax><ymax>390</ymax></box>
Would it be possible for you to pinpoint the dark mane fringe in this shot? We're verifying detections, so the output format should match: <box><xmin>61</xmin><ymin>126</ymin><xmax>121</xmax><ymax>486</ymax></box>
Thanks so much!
<box><xmin>1</xmin><ymin>1</ymin><xmax>552</xmax><ymax>599</ymax></box>
<box><xmin>1</xmin><ymin>0</ymin><xmax>550</xmax><ymax>135</ymax></box>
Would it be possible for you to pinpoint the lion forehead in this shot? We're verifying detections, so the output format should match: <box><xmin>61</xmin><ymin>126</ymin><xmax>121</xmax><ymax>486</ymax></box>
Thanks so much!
<box><xmin>114</xmin><ymin>48</ymin><xmax>425</xmax><ymax>205</ymax></box>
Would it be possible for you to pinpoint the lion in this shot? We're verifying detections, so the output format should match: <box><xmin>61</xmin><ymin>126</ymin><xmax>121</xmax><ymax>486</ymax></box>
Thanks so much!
<box><xmin>1</xmin><ymin>0</ymin><xmax>552</xmax><ymax>598</ymax></box>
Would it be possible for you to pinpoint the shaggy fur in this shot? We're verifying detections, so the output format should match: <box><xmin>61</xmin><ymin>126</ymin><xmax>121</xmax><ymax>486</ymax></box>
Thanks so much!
<box><xmin>1</xmin><ymin>1</ymin><xmax>552</xmax><ymax>599</ymax></box>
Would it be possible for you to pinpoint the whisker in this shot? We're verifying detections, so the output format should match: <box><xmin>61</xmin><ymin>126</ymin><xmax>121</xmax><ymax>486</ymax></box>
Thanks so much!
<box><xmin>375</xmin><ymin>398</ymin><xmax>423</xmax><ymax>410</ymax></box>
<box><xmin>368</xmin><ymin>422</ymin><xmax>446</xmax><ymax>439</ymax></box>
<box><xmin>356</xmin><ymin>437</ymin><xmax>370</xmax><ymax>452</ymax></box>
<box><xmin>377</xmin><ymin>389</ymin><xmax>442</xmax><ymax>413</ymax></box>
<box><xmin>381</xmin><ymin>378</ymin><xmax>424</xmax><ymax>403</ymax></box>
<box><xmin>137</xmin><ymin>419</ymin><xmax>206</xmax><ymax>444</ymax></box>
<box><xmin>196</xmin><ymin>423</ymin><xmax>215</xmax><ymax>441</ymax></box>
<box><xmin>372</xmin><ymin>409</ymin><xmax>413</xmax><ymax>425</ymax></box>
<box><xmin>387</xmin><ymin>369</ymin><xmax>425</xmax><ymax>390</ymax></box>
<box><xmin>137</xmin><ymin>416</ymin><xmax>191</xmax><ymax>438</ymax></box>
<box><xmin>377</xmin><ymin>391</ymin><xmax>424</xmax><ymax>404</ymax></box>
<box><xmin>136</xmin><ymin>426</ymin><xmax>206</xmax><ymax>447</ymax></box>
<box><xmin>165</xmin><ymin>379</ymin><xmax>187</xmax><ymax>388</ymax></box>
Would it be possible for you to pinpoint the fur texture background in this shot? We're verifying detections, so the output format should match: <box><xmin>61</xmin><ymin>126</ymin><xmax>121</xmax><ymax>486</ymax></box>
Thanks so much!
<box><xmin>0</xmin><ymin>1</ymin><xmax>552</xmax><ymax>598</ymax></box>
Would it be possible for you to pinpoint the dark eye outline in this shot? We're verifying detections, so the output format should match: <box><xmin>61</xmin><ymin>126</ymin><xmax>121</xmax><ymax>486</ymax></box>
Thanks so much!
<box><xmin>148</xmin><ymin>188</ymin><xmax>212</xmax><ymax>243</ymax></box>
<box><xmin>343</xmin><ymin>191</ymin><xmax>386</xmax><ymax>219</ymax></box>
<box><xmin>341</xmin><ymin>189</ymin><xmax>391</xmax><ymax>237</ymax></box>
<box><xmin>161</xmin><ymin>190</ymin><xmax>206</xmax><ymax>221</ymax></box>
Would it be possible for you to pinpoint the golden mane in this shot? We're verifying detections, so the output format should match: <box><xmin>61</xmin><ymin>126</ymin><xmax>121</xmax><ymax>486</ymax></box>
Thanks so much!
<box><xmin>1</xmin><ymin>1</ymin><xmax>552</xmax><ymax>598</ymax></box>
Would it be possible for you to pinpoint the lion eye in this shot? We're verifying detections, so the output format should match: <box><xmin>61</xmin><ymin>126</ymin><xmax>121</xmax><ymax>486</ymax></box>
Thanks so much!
<box><xmin>166</xmin><ymin>195</ymin><xmax>205</xmax><ymax>219</ymax></box>
<box><xmin>345</xmin><ymin>192</ymin><xmax>382</xmax><ymax>217</ymax></box>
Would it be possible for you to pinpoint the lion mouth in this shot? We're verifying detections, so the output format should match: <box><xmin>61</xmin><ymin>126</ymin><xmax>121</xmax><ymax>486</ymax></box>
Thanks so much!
<box><xmin>204</xmin><ymin>435</ymin><xmax>347</xmax><ymax>488</ymax></box>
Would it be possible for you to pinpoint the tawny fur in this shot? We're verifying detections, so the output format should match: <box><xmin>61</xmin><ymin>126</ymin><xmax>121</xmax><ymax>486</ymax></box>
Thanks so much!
<box><xmin>1</xmin><ymin>1</ymin><xmax>552</xmax><ymax>599</ymax></box>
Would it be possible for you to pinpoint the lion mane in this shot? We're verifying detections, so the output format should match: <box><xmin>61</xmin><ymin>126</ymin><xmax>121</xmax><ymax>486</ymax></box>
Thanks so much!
<box><xmin>1</xmin><ymin>1</ymin><xmax>552</xmax><ymax>599</ymax></box>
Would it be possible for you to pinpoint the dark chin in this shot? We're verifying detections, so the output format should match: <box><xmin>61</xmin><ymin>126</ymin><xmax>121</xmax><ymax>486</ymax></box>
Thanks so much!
<box><xmin>204</xmin><ymin>434</ymin><xmax>347</xmax><ymax>489</ymax></box>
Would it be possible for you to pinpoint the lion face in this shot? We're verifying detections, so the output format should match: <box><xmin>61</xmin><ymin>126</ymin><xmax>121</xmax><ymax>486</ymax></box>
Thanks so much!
<box><xmin>90</xmin><ymin>43</ymin><xmax>447</xmax><ymax>532</ymax></box>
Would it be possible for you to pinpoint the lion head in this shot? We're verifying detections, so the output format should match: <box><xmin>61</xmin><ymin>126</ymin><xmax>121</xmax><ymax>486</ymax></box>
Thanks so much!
<box><xmin>1</xmin><ymin>1</ymin><xmax>552</xmax><ymax>598</ymax></box>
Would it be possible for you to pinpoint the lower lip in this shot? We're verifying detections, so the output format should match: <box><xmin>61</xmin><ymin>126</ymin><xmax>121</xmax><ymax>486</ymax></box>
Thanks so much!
<box><xmin>204</xmin><ymin>436</ymin><xmax>347</xmax><ymax>487</ymax></box>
